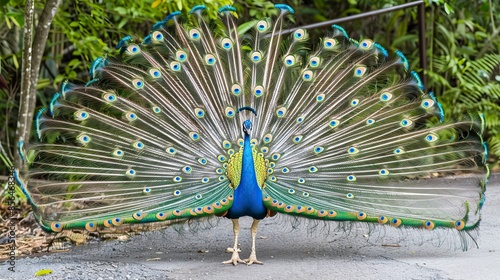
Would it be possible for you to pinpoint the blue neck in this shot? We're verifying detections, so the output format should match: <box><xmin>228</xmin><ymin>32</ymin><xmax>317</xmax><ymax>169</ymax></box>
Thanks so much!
<box><xmin>225</xmin><ymin>133</ymin><xmax>267</xmax><ymax>219</ymax></box>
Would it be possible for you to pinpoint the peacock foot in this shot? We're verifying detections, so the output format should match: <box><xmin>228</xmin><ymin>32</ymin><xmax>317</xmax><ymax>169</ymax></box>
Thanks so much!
<box><xmin>222</xmin><ymin>250</ymin><xmax>246</xmax><ymax>265</ymax></box>
<box><xmin>244</xmin><ymin>252</ymin><xmax>263</xmax><ymax>265</ymax></box>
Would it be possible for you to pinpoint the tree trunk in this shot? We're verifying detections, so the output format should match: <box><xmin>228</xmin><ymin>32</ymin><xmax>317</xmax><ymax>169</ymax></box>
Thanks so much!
<box><xmin>15</xmin><ymin>0</ymin><xmax>61</xmax><ymax>169</ymax></box>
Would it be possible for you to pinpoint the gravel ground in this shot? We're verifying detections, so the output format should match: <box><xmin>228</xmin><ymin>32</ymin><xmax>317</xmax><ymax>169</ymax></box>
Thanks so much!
<box><xmin>2</xmin><ymin>174</ymin><xmax>499</xmax><ymax>280</ymax></box>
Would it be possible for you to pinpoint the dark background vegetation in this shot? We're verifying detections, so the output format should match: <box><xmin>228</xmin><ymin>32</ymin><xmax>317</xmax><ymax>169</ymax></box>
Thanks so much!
<box><xmin>1</xmin><ymin>0</ymin><xmax>499</xmax><ymax>179</ymax></box>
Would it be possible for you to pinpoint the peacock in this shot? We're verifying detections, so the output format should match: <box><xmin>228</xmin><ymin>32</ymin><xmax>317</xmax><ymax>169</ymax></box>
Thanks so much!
<box><xmin>15</xmin><ymin>4</ymin><xmax>489</xmax><ymax>265</ymax></box>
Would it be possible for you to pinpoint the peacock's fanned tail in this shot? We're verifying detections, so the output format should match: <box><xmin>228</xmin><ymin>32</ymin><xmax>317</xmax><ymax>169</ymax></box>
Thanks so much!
<box><xmin>16</xmin><ymin>4</ymin><xmax>488</xmax><ymax>249</ymax></box>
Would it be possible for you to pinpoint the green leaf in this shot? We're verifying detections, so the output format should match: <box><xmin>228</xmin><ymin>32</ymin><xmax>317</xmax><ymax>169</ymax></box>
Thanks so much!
<box><xmin>444</xmin><ymin>3</ymin><xmax>454</xmax><ymax>15</ymax></box>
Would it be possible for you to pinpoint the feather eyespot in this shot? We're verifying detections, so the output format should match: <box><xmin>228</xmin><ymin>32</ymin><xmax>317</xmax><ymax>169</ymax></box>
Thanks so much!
<box><xmin>189</xmin><ymin>132</ymin><xmax>200</xmax><ymax>141</ymax></box>
<box><xmin>359</xmin><ymin>39</ymin><xmax>374</xmax><ymax>50</ymax></box>
<box><xmin>132</xmin><ymin>78</ymin><xmax>144</xmax><ymax>89</ymax></box>
<box><xmin>77</xmin><ymin>134</ymin><xmax>91</xmax><ymax>145</ymax></box>
<box><xmin>103</xmin><ymin>92</ymin><xmax>116</xmax><ymax>102</ymax></box>
<box><xmin>260</xmin><ymin>147</ymin><xmax>269</xmax><ymax>153</ymax></box>
<box><xmin>219</xmin><ymin>175</ymin><xmax>227</xmax><ymax>182</ymax></box>
<box><xmin>204</xmin><ymin>54</ymin><xmax>216</xmax><ymax>65</ymax></box>
<box><xmin>302</xmin><ymin>192</ymin><xmax>309</xmax><ymax>197</ymax></box>
<box><xmin>156</xmin><ymin>212</ymin><xmax>167</xmax><ymax>220</ymax></box>
<box><xmin>74</xmin><ymin>110</ymin><xmax>89</xmax><ymax>121</ymax></box>
<box><xmin>316</xmin><ymin>94</ymin><xmax>325</xmax><ymax>102</ymax></box>
<box><xmin>251</xmin><ymin>51</ymin><xmax>262</xmax><ymax>63</ymax></box>
<box><xmin>346</xmin><ymin>193</ymin><xmax>354</xmax><ymax>198</ymax></box>
<box><xmin>166</xmin><ymin>147</ymin><xmax>177</xmax><ymax>155</ymax></box>
<box><xmin>425</xmin><ymin>133</ymin><xmax>438</xmax><ymax>142</ymax></box>
<box><xmin>225</xmin><ymin>107</ymin><xmax>235</xmax><ymax>118</ymax></box>
<box><xmin>149</xmin><ymin>68</ymin><xmax>161</xmax><ymax>78</ymax></box>
<box><xmin>297</xmin><ymin>115</ymin><xmax>304</xmax><ymax>123</ymax></box>
<box><xmin>282</xmin><ymin>167</ymin><xmax>290</xmax><ymax>173</ymax></box>
<box><xmin>170</xmin><ymin>61</ymin><xmax>181</xmax><ymax>71</ymax></box>
<box><xmin>379</xmin><ymin>169</ymin><xmax>389</xmax><ymax>176</ymax></box>
<box><xmin>421</xmin><ymin>98</ymin><xmax>435</xmax><ymax>109</ymax></box>
<box><xmin>283</xmin><ymin>55</ymin><xmax>296</xmax><ymax>66</ymax></box>
<box><xmin>455</xmin><ymin>220</ymin><xmax>465</xmax><ymax>230</ymax></box>
<box><xmin>173</xmin><ymin>176</ymin><xmax>182</xmax><ymax>182</ymax></box>
<box><xmin>263</xmin><ymin>133</ymin><xmax>273</xmax><ymax>143</ymax></box>
<box><xmin>276</xmin><ymin>107</ymin><xmax>287</xmax><ymax>118</ymax></box>
<box><xmin>202</xmin><ymin>177</ymin><xmax>209</xmax><ymax>183</ymax></box>
<box><xmin>314</xmin><ymin>146</ymin><xmax>324</xmax><ymax>154</ymax></box>
<box><xmin>173</xmin><ymin>190</ymin><xmax>181</xmax><ymax>196</ymax></box>
<box><xmin>124</xmin><ymin>111</ymin><xmax>138</xmax><ymax>121</ymax></box>
<box><xmin>354</xmin><ymin>66</ymin><xmax>367</xmax><ymax>77</ymax></box>
<box><xmin>194</xmin><ymin>108</ymin><xmax>205</xmax><ymax>118</ymax></box>
<box><xmin>143</xmin><ymin>187</ymin><xmax>151</xmax><ymax>194</ymax></box>
<box><xmin>256</xmin><ymin>20</ymin><xmax>269</xmax><ymax>32</ymax></box>
<box><xmin>217</xmin><ymin>155</ymin><xmax>227</xmax><ymax>162</ymax></box>
<box><xmin>51</xmin><ymin>222</ymin><xmax>63</xmax><ymax>232</ymax></box>
<box><xmin>222</xmin><ymin>140</ymin><xmax>232</xmax><ymax>149</ymax></box>
<box><xmin>221</xmin><ymin>38</ymin><xmax>233</xmax><ymax>50</ymax></box>
<box><xmin>176</xmin><ymin>50</ymin><xmax>188</xmax><ymax>62</ymax></box>
<box><xmin>125</xmin><ymin>169</ymin><xmax>136</xmax><ymax>177</ymax></box>
<box><xmin>293</xmin><ymin>29</ymin><xmax>306</xmax><ymax>40</ymax></box>
<box><xmin>152</xmin><ymin>106</ymin><xmax>161</xmax><ymax>113</ymax></box>
<box><xmin>378</xmin><ymin>216</ymin><xmax>388</xmax><ymax>224</ymax></box>
<box><xmin>133</xmin><ymin>212</ymin><xmax>143</xmax><ymax>220</ymax></box>
<box><xmin>182</xmin><ymin>166</ymin><xmax>192</xmax><ymax>174</ymax></box>
<box><xmin>288</xmin><ymin>189</ymin><xmax>295</xmax><ymax>194</ymax></box>
<box><xmin>309</xmin><ymin>56</ymin><xmax>321</xmax><ymax>68</ymax></box>
<box><xmin>298</xmin><ymin>178</ymin><xmax>305</xmax><ymax>184</ymax></box>
<box><xmin>292</xmin><ymin>135</ymin><xmax>303</xmax><ymax>143</ymax></box>
<box><xmin>366</xmin><ymin>118</ymin><xmax>375</xmax><ymax>125</ymax></box>
<box><xmin>348</xmin><ymin>147</ymin><xmax>359</xmax><ymax>155</ymax></box>
<box><xmin>198</xmin><ymin>158</ymin><xmax>207</xmax><ymax>165</ymax></box>
<box><xmin>302</xmin><ymin>70</ymin><xmax>313</xmax><ymax>81</ymax></box>
<box><xmin>329</xmin><ymin>119</ymin><xmax>340</xmax><ymax>128</ymax></box>
<box><xmin>189</xmin><ymin>29</ymin><xmax>201</xmax><ymax>40</ymax></box>
<box><xmin>127</xmin><ymin>44</ymin><xmax>140</xmax><ymax>54</ymax></box>
<box><xmin>132</xmin><ymin>141</ymin><xmax>144</xmax><ymax>149</ymax></box>
<box><xmin>380</xmin><ymin>92</ymin><xmax>392</xmax><ymax>101</ymax></box>
<box><xmin>309</xmin><ymin>166</ymin><xmax>318</xmax><ymax>173</ymax></box>
<box><xmin>350</xmin><ymin>98</ymin><xmax>359</xmax><ymax>107</ymax></box>
<box><xmin>113</xmin><ymin>149</ymin><xmax>124</xmax><ymax>157</ymax></box>
<box><xmin>424</xmin><ymin>221</ymin><xmax>435</xmax><ymax>230</ymax></box>
<box><xmin>271</xmin><ymin>153</ymin><xmax>281</xmax><ymax>161</ymax></box>
<box><xmin>391</xmin><ymin>218</ymin><xmax>402</xmax><ymax>227</ymax></box>
<box><xmin>254</xmin><ymin>86</ymin><xmax>264</xmax><ymax>97</ymax></box>
<box><xmin>152</xmin><ymin>31</ymin><xmax>163</xmax><ymax>42</ymax></box>
<box><xmin>85</xmin><ymin>222</ymin><xmax>97</xmax><ymax>232</ymax></box>
<box><xmin>394</xmin><ymin>147</ymin><xmax>404</xmax><ymax>154</ymax></box>
<box><xmin>323</xmin><ymin>38</ymin><xmax>337</xmax><ymax>49</ymax></box>
<box><xmin>347</xmin><ymin>175</ymin><xmax>356</xmax><ymax>181</ymax></box>
<box><xmin>400</xmin><ymin>119</ymin><xmax>413</xmax><ymax>127</ymax></box>
<box><xmin>231</xmin><ymin>84</ymin><xmax>242</xmax><ymax>96</ymax></box>
<box><xmin>357</xmin><ymin>212</ymin><xmax>366</xmax><ymax>220</ymax></box>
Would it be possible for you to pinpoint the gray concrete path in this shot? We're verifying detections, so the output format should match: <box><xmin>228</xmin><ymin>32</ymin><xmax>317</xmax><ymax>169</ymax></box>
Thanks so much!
<box><xmin>3</xmin><ymin>174</ymin><xmax>499</xmax><ymax>280</ymax></box>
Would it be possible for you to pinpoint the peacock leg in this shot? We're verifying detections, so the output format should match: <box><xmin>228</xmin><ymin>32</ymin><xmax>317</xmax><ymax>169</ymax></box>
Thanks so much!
<box><xmin>244</xmin><ymin>219</ymin><xmax>263</xmax><ymax>265</ymax></box>
<box><xmin>222</xmin><ymin>219</ymin><xmax>245</xmax><ymax>265</ymax></box>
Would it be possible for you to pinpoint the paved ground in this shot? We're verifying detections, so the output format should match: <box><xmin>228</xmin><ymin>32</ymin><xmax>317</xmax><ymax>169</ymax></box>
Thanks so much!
<box><xmin>3</xmin><ymin>174</ymin><xmax>499</xmax><ymax>280</ymax></box>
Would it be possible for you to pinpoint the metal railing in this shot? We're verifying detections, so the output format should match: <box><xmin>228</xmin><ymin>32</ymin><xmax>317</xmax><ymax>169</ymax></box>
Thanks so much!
<box><xmin>282</xmin><ymin>0</ymin><xmax>427</xmax><ymax>90</ymax></box>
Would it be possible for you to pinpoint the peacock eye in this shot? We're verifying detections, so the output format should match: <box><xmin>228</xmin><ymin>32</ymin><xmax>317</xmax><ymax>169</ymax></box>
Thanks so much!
<box><xmin>323</xmin><ymin>38</ymin><xmax>337</xmax><ymax>49</ymax></box>
<box><xmin>293</xmin><ymin>29</ymin><xmax>306</xmax><ymax>40</ymax></box>
<box><xmin>204</xmin><ymin>54</ymin><xmax>216</xmax><ymax>65</ymax></box>
<box><xmin>231</xmin><ymin>84</ymin><xmax>242</xmax><ymax>96</ymax></box>
<box><xmin>176</xmin><ymin>50</ymin><xmax>188</xmax><ymax>62</ymax></box>
<box><xmin>189</xmin><ymin>29</ymin><xmax>201</xmax><ymax>40</ymax></box>
<box><xmin>251</xmin><ymin>51</ymin><xmax>262</xmax><ymax>63</ymax></box>
<box><xmin>284</xmin><ymin>55</ymin><xmax>296</xmax><ymax>66</ymax></box>
<box><xmin>359</xmin><ymin>39</ymin><xmax>374</xmax><ymax>50</ymax></box>
<box><xmin>221</xmin><ymin>38</ymin><xmax>233</xmax><ymax>50</ymax></box>
<box><xmin>225</xmin><ymin>107</ymin><xmax>235</xmax><ymax>118</ymax></box>
<box><xmin>309</xmin><ymin>56</ymin><xmax>321</xmax><ymax>68</ymax></box>
<box><xmin>254</xmin><ymin>86</ymin><xmax>264</xmax><ymax>97</ymax></box>
<box><xmin>256</xmin><ymin>20</ymin><xmax>269</xmax><ymax>32</ymax></box>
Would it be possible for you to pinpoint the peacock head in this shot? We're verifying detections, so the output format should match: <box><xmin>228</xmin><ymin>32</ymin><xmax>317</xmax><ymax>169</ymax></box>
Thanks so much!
<box><xmin>243</xmin><ymin>120</ymin><xmax>252</xmax><ymax>135</ymax></box>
